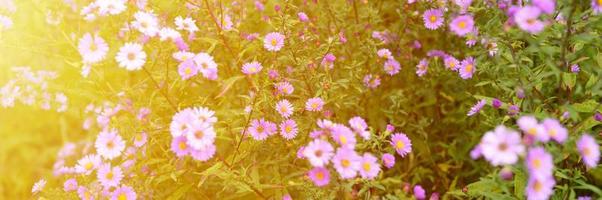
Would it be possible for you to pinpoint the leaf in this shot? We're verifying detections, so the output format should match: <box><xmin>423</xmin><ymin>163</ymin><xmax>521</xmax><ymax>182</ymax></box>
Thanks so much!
<box><xmin>562</xmin><ymin>72</ymin><xmax>576</xmax><ymax>89</ymax></box>
<box><xmin>166</xmin><ymin>183</ymin><xmax>193</xmax><ymax>200</ymax></box>
<box><xmin>215</xmin><ymin>75</ymin><xmax>245</xmax><ymax>99</ymax></box>
<box><xmin>571</xmin><ymin>100</ymin><xmax>598</xmax><ymax>113</ymax></box>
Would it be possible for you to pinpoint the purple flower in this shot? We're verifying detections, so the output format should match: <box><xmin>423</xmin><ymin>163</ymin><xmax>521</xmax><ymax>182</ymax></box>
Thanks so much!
<box><xmin>303</xmin><ymin>139</ymin><xmax>334</xmax><ymax>167</ymax></box>
<box><xmin>470</xmin><ymin>144</ymin><xmax>482</xmax><ymax>159</ymax></box>
<box><xmin>423</xmin><ymin>9</ymin><xmax>444</xmax><ymax>30</ymax></box>
<box><xmin>381</xmin><ymin>153</ymin><xmax>396</xmax><ymax>168</ymax></box>
<box><xmin>508</xmin><ymin>104</ymin><xmax>520</xmax><ymax>116</ymax></box>
<box><xmin>459</xmin><ymin>57</ymin><xmax>476</xmax><ymax>79</ymax></box>
<box><xmin>526</xmin><ymin>147</ymin><xmax>554</xmax><ymax>179</ymax></box>
<box><xmin>480</xmin><ymin>125</ymin><xmax>525</xmax><ymax>166</ymax></box>
<box><xmin>526</xmin><ymin>176</ymin><xmax>555</xmax><ymax>200</ymax></box>
<box><xmin>577</xmin><ymin>134</ymin><xmax>600</xmax><ymax>168</ymax></box>
<box><xmin>391</xmin><ymin>133</ymin><xmax>412</xmax><ymax>157</ymax></box>
<box><xmin>514</xmin><ymin>6</ymin><xmax>545</xmax><ymax>34</ymax></box>
<box><xmin>517</xmin><ymin>116</ymin><xmax>549</xmax><ymax>142</ymax></box>
<box><xmin>413</xmin><ymin>185</ymin><xmax>426</xmax><ymax>200</ymax></box>
<box><xmin>416</xmin><ymin>59</ymin><xmax>429</xmax><ymax>77</ymax></box>
<box><xmin>499</xmin><ymin>166</ymin><xmax>513</xmax><ymax>180</ymax></box>
<box><xmin>542</xmin><ymin>118</ymin><xmax>568</xmax><ymax>143</ymax></box>
<box><xmin>363</xmin><ymin>74</ymin><xmax>381</xmax><ymax>89</ymax></box>
<box><xmin>492</xmin><ymin>98</ymin><xmax>503</xmax><ymax>109</ymax></box>
<box><xmin>449</xmin><ymin>15</ymin><xmax>474</xmax><ymax>36</ymax></box>
<box><xmin>332</xmin><ymin>148</ymin><xmax>361</xmax><ymax>179</ymax></box>
<box><xmin>571</xmin><ymin>64</ymin><xmax>580</xmax><ymax>73</ymax></box>
<box><xmin>298</xmin><ymin>12</ymin><xmax>309</xmax><ymax>22</ymax></box>
<box><xmin>595</xmin><ymin>112</ymin><xmax>602</xmax><ymax>122</ymax></box>
<box><xmin>384</xmin><ymin>59</ymin><xmax>401</xmax><ymax>76</ymax></box>
<box><xmin>308</xmin><ymin>167</ymin><xmax>330</xmax><ymax>187</ymax></box>
<box><xmin>358</xmin><ymin>153</ymin><xmax>381</xmax><ymax>179</ymax></box>
<box><xmin>467</xmin><ymin>99</ymin><xmax>486</xmax><ymax>116</ymax></box>
<box><xmin>533</xmin><ymin>0</ymin><xmax>556</xmax><ymax>14</ymax></box>
<box><xmin>593</xmin><ymin>0</ymin><xmax>602</xmax><ymax>14</ymax></box>
<box><xmin>444</xmin><ymin>56</ymin><xmax>460</xmax><ymax>71</ymax></box>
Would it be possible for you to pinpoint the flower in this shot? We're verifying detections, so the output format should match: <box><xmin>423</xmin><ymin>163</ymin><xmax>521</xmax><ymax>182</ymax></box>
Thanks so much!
<box><xmin>63</xmin><ymin>178</ymin><xmax>78</xmax><ymax>192</ymax></box>
<box><xmin>331</xmin><ymin>125</ymin><xmax>356</xmax><ymax>149</ymax></box>
<box><xmin>423</xmin><ymin>9</ymin><xmax>444</xmax><ymax>30</ymax></box>
<box><xmin>514</xmin><ymin>6</ymin><xmax>545</xmax><ymax>34</ymax></box>
<box><xmin>349</xmin><ymin>116</ymin><xmax>370</xmax><ymax>140</ymax></box>
<box><xmin>384</xmin><ymin>59</ymin><xmax>401</xmax><ymax>76</ymax></box>
<box><xmin>77</xmin><ymin>186</ymin><xmax>95</xmax><ymax>200</ymax></box>
<box><xmin>131</xmin><ymin>11</ymin><xmax>159</xmax><ymax>36</ymax></box>
<box><xmin>449</xmin><ymin>15</ymin><xmax>474</xmax><ymax>36</ymax></box>
<box><xmin>298</xmin><ymin>12</ymin><xmax>309</xmax><ymax>22</ymax></box>
<box><xmin>377</xmin><ymin>48</ymin><xmax>392</xmax><ymax>59</ymax></box>
<box><xmin>175</xmin><ymin>16</ymin><xmax>199</xmax><ymax>33</ymax></box>
<box><xmin>275</xmin><ymin>99</ymin><xmax>294</xmax><ymax>118</ymax></box>
<box><xmin>533</xmin><ymin>0</ymin><xmax>555</xmax><ymax>14</ymax></box>
<box><xmin>241</xmin><ymin>61</ymin><xmax>263</xmax><ymax>75</ymax></box>
<box><xmin>577</xmin><ymin>134</ymin><xmax>600</xmax><ymax>168</ymax></box>
<box><xmin>308</xmin><ymin>167</ymin><xmax>330</xmax><ymax>187</ymax></box>
<box><xmin>97</xmin><ymin>163</ymin><xmax>124</xmax><ymax>188</ymax></box>
<box><xmin>363</xmin><ymin>74</ymin><xmax>381</xmax><ymax>89</ymax></box>
<box><xmin>593</xmin><ymin>0</ymin><xmax>602</xmax><ymax>14</ymax></box>
<box><xmin>332</xmin><ymin>148</ymin><xmax>361</xmax><ymax>179</ymax></box>
<box><xmin>303</xmin><ymin>139</ymin><xmax>334</xmax><ymax>167</ymax></box>
<box><xmin>32</xmin><ymin>179</ymin><xmax>46</xmax><ymax>194</ymax></box>
<box><xmin>248</xmin><ymin>118</ymin><xmax>278</xmax><ymax>140</ymax></box>
<box><xmin>414</xmin><ymin>185</ymin><xmax>426</xmax><ymax>200</ymax></box>
<box><xmin>185</xmin><ymin>122</ymin><xmax>216</xmax><ymax>150</ymax></box>
<box><xmin>459</xmin><ymin>57</ymin><xmax>476</xmax><ymax>79</ymax></box>
<box><xmin>321</xmin><ymin>53</ymin><xmax>336</xmax><ymax>69</ymax></box>
<box><xmin>571</xmin><ymin>64</ymin><xmax>580</xmax><ymax>73</ymax></box>
<box><xmin>96</xmin><ymin>0</ymin><xmax>126</xmax><ymax>15</ymax></box>
<box><xmin>178</xmin><ymin>59</ymin><xmax>198</xmax><ymax>80</ymax></box>
<box><xmin>275</xmin><ymin>81</ymin><xmax>294</xmax><ymax>95</ymax></box>
<box><xmin>480</xmin><ymin>125</ymin><xmax>525</xmax><ymax>166</ymax></box>
<box><xmin>391</xmin><ymin>133</ymin><xmax>412</xmax><ymax>157</ymax></box>
<box><xmin>526</xmin><ymin>176</ymin><xmax>555</xmax><ymax>200</ymax></box>
<box><xmin>171</xmin><ymin>136</ymin><xmax>190</xmax><ymax>157</ymax></box>
<box><xmin>518</xmin><ymin>116</ymin><xmax>549</xmax><ymax>142</ymax></box>
<box><xmin>112</xmin><ymin>185</ymin><xmax>137</xmax><ymax>200</ymax></box>
<box><xmin>190</xmin><ymin>143</ymin><xmax>216</xmax><ymax>161</ymax></box>
<box><xmin>78</xmin><ymin>33</ymin><xmax>109</xmax><ymax>64</ymax></box>
<box><xmin>508</xmin><ymin>104</ymin><xmax>520</xmax><ymax>116</ymax></box>
<box><xmin>416</xmin><ymin>59</ymin><xmax>429</xmax><ymax>77</ymax></box>
<box><xmin>467</xmin><ymin>99</ymin><xmax>486</xmax><ymax>116</ymax></box>
<box><xmin>264</xmin><ymin>32</ymin><xmax>285</xmax><ymax>51</ymax></box>
<box><xmin>75</xmin><ymin>154</ymin><xmax>102</xmax><ymax>174</ymax></box>
<box><xmin>116</xmin><ymin>43</ymin><xmax>146</xmax><ymax>71</ymax></box>
<box><xmin>95</xmin><ymin>129</ymin><xmax>126</xmax><ymax>160</ymax></box>
<box><xmin>492</xmin><ymin>98</ymin><xmax>503</xmax><ymax>109</ymax></box>
<box><xmin>444</xmin><ymin>56</ymin><xmax>460</xmax><ymax>71</ymax></box>
<box><xmin>542</xmin><ymin>118</ymin><xmax>567</xmax><ymax>143</ymax></box>
<box><xmin>306</xmin><ymin>97</ymin><xmax>324</xmax><ymax>112</ymax></box>
<box><xmin>280</xmin><ymin>119</ymin><xmax>298</xmax><ymax>140</ymax></box>
<box><xmin>526</xmin><ymin>147</ymin><xmax>553</xmax><ymax>179</ymax></box>
<box><xmin>359</xmin><ymin>153</ymin><xmax>381</xmax><ymax>179</ymax></box>
<box><xmin>193</xmin><ymin>53</ymin><xmax>218</xmax><ymax>80</ymax></box>
<box><xmin>381</xmin><ymin>153</ymin><xmax>395</xmax><ymax>168</ymax></box>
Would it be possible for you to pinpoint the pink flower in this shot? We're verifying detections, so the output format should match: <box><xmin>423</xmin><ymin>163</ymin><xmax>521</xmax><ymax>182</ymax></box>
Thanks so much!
<box><xmin>381</xmin><ymin>153</ymin><xmax>396</xmax><ymax>168</ymax></box>
<box><xmin>349</xmin><ymin>116</ymin><xmax>370</xmax><ymax>140</ymax></box>
<box><xmin>359</xmin><ymin>153</ymin><xmax>381</xmax><ymax>179</ymax></box>
<box><xmin>275</xmin><ymin>81</ymin><xmax>294</xmax><ymax>95</ymax></box>
<box><xmin>78</xmin><ymin>33</ymin><xmax>109</xmax><ymax>64</ymax></box>
<box><xmin>391</xmin><ymin>133</ymin><xmax>412</xmax><ymax>157</ymax></box>
<box><xmin>190</xmin><ymin>143</ymin><xmax>216</xmax><ymax>161</ymax></box>
<box><xmin>416</xmin><ymin>59</ymin><xmax>429</xmax><ymax>77</ymax></box>
<box><xmin>303</xmin><ymin>139</ymin><xmax>334</xmax><ymax>167</ymax></box>
<box><xmin>280</xmin><ymin>119</ymin><xmax>298</xmax><ymax>140</ymax></box>
<box><xmin>111</xmin><ymin>185</ymin><xmax>136</xmax><ymax>200</ymax></box>
<box><xmin>308</xmin><ymin>167</ymin><xmax>330</xmax><ymax>187</ymax></box>
<box><xmin>332</xmin><ymin>148</ymin><xmax>361</xmax><ymax>179</ymax></box>
<box><xmin>423</xmin><ymin>9</ymin><xmax>444</xmax><ymax>30</ymax></box>
<box><xmin>275</xmin><ymin>99</ymin><xmax>294</xmax><ymax>118</ymax></box>
<box><xmin>63</xmin><ymin>178</ymin><xmax>78</xmax><ymax>192</ymax></box>
<box><xmin>242</xmin><ymin>61</ymin><xmax>263</xmax><ymax>75</ymax></box>
<box><xmin>264</xmin><ymin>32</ymin><xmax>285</xmax><ymax>51</ymax></box>
<box><xmin>449</xmin><ymin>15</ymin><xmax>474</xmax><ymax>36</ymax></box>
<box><xmin>298</xmin><ymin>12</ymin><xmax>309</xmax><ymax>22</ymax></box>
<box><xmin>95</xmin><ymin>129</ymin><xmax>125</xmax><ymax>160</ymax></box>
<box><xmin>384</xmin><ymin>59</ymin><xmax>401</xmax><ymax>76</ymax></box>
<box><xmin>171</xmin><ymin>136</ymin><xmax>190</xmax><ymax>157</ymax></box>
<box><xmin>178</xmin><ymin>59</ymin><xmax>198</xmax><ymax>80</ymax></box>
<box><xmin>459</xmin><ymin>57</ymin><xmax>476</xmax><ymax>79</ymax></box>
<box><xmin>305</xmin><ymin>97</ymin><xmax>324</xmax><ymax>112</ymax></box>
<box><xmin>97</xmin><ymin>163</ymin><xmax>123</xmax><ymax>188</ymax></box>
<box><xmin>248</xmin><ymin>118</ymin><xmax>278</xmax><ymax>140</ymax></box>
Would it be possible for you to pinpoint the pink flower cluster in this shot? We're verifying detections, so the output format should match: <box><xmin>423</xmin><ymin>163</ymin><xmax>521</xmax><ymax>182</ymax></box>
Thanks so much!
<box><xmin>169</xmin><ymin>107</ymin><xmax>218</xmax><ymax>161</ymax></box>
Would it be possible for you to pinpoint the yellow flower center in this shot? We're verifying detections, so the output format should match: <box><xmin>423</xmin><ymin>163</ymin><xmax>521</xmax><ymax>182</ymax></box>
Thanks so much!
<box><xmin>185</xmin><ymin>67</ymin><xmax>192</xmax><ymax>75</ymax></box>
<box><xmin>195</xmin><ymin>130</ymin><xmax>204</xmax><ymax>139</ymax></box>
<box><xmin>271</xmin><ymin>38</ymin><xmax>278</xmax><ymax>46</ymax></box>
<box><xmin>339</xmin><ymin>135</ymin><xmax>347</xmax><ymax>144</ymax></box>
<box><xmin>429</xmin><ymin>15</ymin><xmax>437</xmax><ymax>23</ymax></box>
<box><xmin>311</xmin><ymin>103</ymin><xmax>318</xmax><ymax>109</ymax></box>
<box><xmin>396</xmin><ymin>141</ymin><xmax>404</xmax><ymax>149</ymax></box>
<box><xmin>127</xmin><ymin>52</ymin><xmax>136</xmax><ymax>61</ymax></box>
<box><xmin>583</xmin><ymin>147</ymin><xmax>591</xmax><ymax>156</ymax></box>
<box><xmin>85</xmin><ymin>162</ymin><xmax>94</xmax><ymax>170</ymax></box>
<box><xmin>316</xmin><ymin>171</ymin><xmax>324</xmax><ymax>180</ymax></box>
<box><xmin>532</xmin><ymin>158</ymin><xmax>541</xmax><ymax>169</ymax></box>
<box><xmin>285</xmin><ymin>125</ymin><xmax>292</xmax><ymax>133</ymax></box>
<box><xmin>549</xmin><ymin>129</ymin><xmax>557</xmax><ymax>136</ymax></box>
<box><xmin>179</xmin><ymin>141</ymin><xmax>187</xmax><ymax>150</ymax></box>
<box><xmin>464</xmin><ymin>64</ymin><xmax>473</xmax><ymax>73</ymax></box>
<box><xmin>90</xmin><ymin>42</ymin><xmax>98</xmax><ymax>51</ymax></box>
<box><xmin>533</xmin><ymin>180</ymin><xmax>543</xmax><ymax>192</ymax></box>
<box><xmin>106</xmin><ymin>141</ymin><xmax>115</xmax><ymax>149</ymax></box>
<box><xmin>118</xmin><ymin>193</ymin><xmax>128</xmax><ymax>200</ymax></box>
<box><xmin>458</xmin><ymin>21</ymin><xmax>466</xmax><ymax>29</ymax></box>
<box><xmin>363</xmin><ymin>162</ymin><xmax>371</xmax><ymax>171</ymax></box>
<box><xmin>106</xmin><ymin>171</ymin><xmax>114</xmax><ymax>179</ymax></box>
<box><xmin>341</xmin><ymin>159</ymin><xmax>350</xmax><ymax>168</ymax></box>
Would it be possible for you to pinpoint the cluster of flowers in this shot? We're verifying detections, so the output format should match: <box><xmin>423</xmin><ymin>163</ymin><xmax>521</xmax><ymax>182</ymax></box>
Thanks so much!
<box><xmin>0</xmin><ymin>0</ymin><xmax>15</xmax><ymax>31</ymax></box>
<box><xmin>0</xmin><ymin>67</ymin><xmax>67</xmax><ymax>112</ymax></box>
<box><xmin>467</xmin><ymin>97</ymin><xmax>522</xmax><ymax>117</ymax></box>
<box><xmin>471</xmin><ymin>116</ymin><xmax>600</xmax><ymax>200</ymax></box>
<box><xmin>298</xmin><ymin>118</ymin><xmax>413</xmax><ymax>187</ymax></box>
<box><xmin>169</xmin><ymin>107</ymin><xmax>218</xmax><ymax>161</ymax></box>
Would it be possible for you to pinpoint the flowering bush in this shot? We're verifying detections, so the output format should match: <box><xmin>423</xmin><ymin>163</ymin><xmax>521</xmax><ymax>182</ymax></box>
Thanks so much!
<box><xmin>1</xmin><ymin>0</ymin><xmax>601</xmax><ymax>199</ymax></box>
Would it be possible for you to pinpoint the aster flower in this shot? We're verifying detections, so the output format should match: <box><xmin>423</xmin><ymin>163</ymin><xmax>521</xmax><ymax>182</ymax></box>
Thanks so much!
<box><xmin>542</xmin><ymin>118</ymin><xmax>567</xmax><ymax>143</ymax></box>
<box><xmin>480</xmin><ymin>125</ymin><xmax>525</xmax><ymax>166</ymax></box>
<box><xmin>275</xmin><ymin>81</ymin><xmax>294</xmax><ymax>95</ymax></box>
<box><xmin>416</xmin><ymin>59</ymin><xmax>429</xmax><ymax>77</ymax></box>
<box><xmin>308</xmin><ymin>167</ymin><xmax>330</xmax><ymax>187</ymax></box>
<box><xmin>97</xmin><ymin>163</ymin><xmax>124</xmax><ymax>188</ymax></box>
<box><xmin>264</xmin><ymin>32</ymin><xmax>285</xmax><ymax>52</ymax></box>
<box><xmin>444</xmin><ymin>56</ymin><xmax>460</xmax><ymax>71</ymax></box>
<box><xmin>526</xmin><ymin>176</ymin><xmax>555</xmax><ymax>200</ymax></box>
<box><xmin>514</xmin><ymin>6</ymin><xmax>545</xmax><ymax>34</ymax></box>
<box><xmin>170</xmin><ymin>108</ymin><xmax>195</xmax><ymax>137</ymax></box>
<box><xmin>275</xmin><ymin>99</ymin><xmax>294</xmax><ymax>118</ymax></box>
<box><xmin>241</xmin><ymin>61</ymin><xmax>263</xmax><ymax>75</ymax></box>
<box><xmin>77</xmin><ymin>186</ymin><xmax>95</xmax><ymax>200</ymax></box>
<box><xmin>279</xmin><ymin>119</ymin><xmax>298</xmax><ymax>140</ymax></box>
<box><xmin>174</xmin><ymin>16</ymin><xmax>199</xmax><ymax>33</ymax></box>
<box><xmin>321</xmin><ymin>53</ymin><xmax>336</xmax><ymax>69</ymax></box>
<box><xmin>185</xmin><ymin>122</ymin><xmax>216</xmax><ymax>150</ymax></box>
<box><xmin>306</xmin><ymin>97</ymin><xmax>324</xmax><ymax>112</ymax></box>
<box><xmin>508</xmin><ymin>104</ymin><xmax>520</xmax><ymax>116</ymax></box>
<box><xmin>190</xmin><ymin>143</ymin><xmax>216</xmax><ymax>161</ymax></box>
<box><xmin>331</xmin><ymin>125</ymin><xmax>357</xmax><ymax>149</ymax></box>
<box><xmin>332</xmin><ymin>148</ymin><xmax>361</xmax><ymax>179</ymax></box>
<box><xmin>391</xmin><ymin>133</ymin><xmax>412</xmax><ymax>157</ymax></box>
<box><xmin>96</xmin><ymin>0</ymin><xmax>126</xmax><ymax>15</ymax></box>
<box><xmin>303</xmin><ymin>139</ymin><xmax>334</xmax><ymax>167</ymax></box>
<box><xmin>449</xmin><ymin>15</ymin><xmax>474</xmax><ymax>36</ymax></box>
<box><xmin>63</xmin><ymin>178</ymin><xmax>78</xmax><ymax>192</ymax></box>
<box><xmin>178</xmin><ymin>59</ymin><xmax>198</xmax><ymax>80</ymax></box>
<box><xmin>171</xmin><ymin>136</ymin><xmax>190</xmax><ymax>157</ymax></box>
<box><xmin>423</xmin><ymin>9</ymin><xmax>444</xmax><ymax>30</ymax></box>
<box><xmin>158</xmin><ymin>27</ymin><xmax>181</xmax><ymax>42</ymax></box>
<box><xmin>32</xmin><ymin>179</ymin><xmax>46</xmax><ymax>194</ymax></box>
<box><xmin>459</xmin><ymin>57</ymin><xmax>476</xmax><ymax>79</ymax></box>
<box><xmin>193</xmin><ymin>53</ymin><xmax>218</xmax><ymax>80</ymax></box>
<box><xmin>384</xmin><ymin>59</ymin><xmax>401</xmax><ymax>76</ymax></box>
<box><xmin>75</xmin><ymin>154</ymin><xmax>102</xmax><ymax>174</ymax></box>
<box><xmin>526</xmin><ymin>147</ymin><xmax>554</xmax><ymax>179</ymax></box>
<box><xmin>363</xmin><ymin>74</ymin><xmax>381</xmax><ymax>89</ymax></box>
<box><xmin>467</xmin><ymin>99</ymin><xmax>486</xmax><ymax>116</ymax></box>
<box><xmin>348</xmin><ymin>116</ymin><xmax>370</xmax><ymax>140</ymax></box>
<box><xmin>577</xmin><ymin>134</ymin><xmax>600</xmax><ymax>168</ymax></box>
<box><xmin>377</xmin><ymin>48</ymin><xmax>392</xmax><ymax>59</ymax></box>
<box><xmin>518</xmin><ymin>116</ymin><xmax>549</xmax><ymax>142</ymax></box>
<box><xmin>593</xmin><ymin>0</ymin><xmax>602</xmax><ymax>14</ymax></box>
<box><xmin>116</xmin><ymin>43</ymin><xmax>146</xmax><ymax>71</ymax></box>
<box><xmin>95</xmin><ymin>129</ymin><xmax>126</xmax><ymax>160</ymax></box>
<box><xmin>414</xmin><ymin>185</ymin><xmax>426</xmax><ymax>200</ymax></box>
<box><xmin>173</xmin><ymin>51</ymin><xmax>195</xmax><ymax>62</ymax></box>
<box><xmin>570</xmin><ymin>64</ymin><xmax>580</xmax><ymax>73</ymax></box>
<box><xmin>131</xmin><ymin>11</ymin><xmax>159</xmax><ymax>37</ymax></box>
<box><xmin>78</xmin><ymin>33</ymin><xmax>109</xmax><ymax>64</ymax></box>
<box><xmin>533</xmin><ymin>0</ymin><xmax>555</xmax><ymax>14</ymax></box>
<box><xmin>298</xmin><ymin>12</ymin><xmax>309</xmax><ymax>22</ymax></box>
<box><xmin>381</xmin><ymin>153</ymin><xmax>396</xmax><ymax>168</ymax></box>
<box><xmin>359</xmin><ymin>153</ymin><xmax>381</xmax><ymax>179</ymax></box>
<box><xmin>112</xmin><ymin>185</ymin><xmax>136</xmax><ymax>200</ymax></box>
<box><xmin>492</xmin><ymin>98</ymin><xmax>503</xmax><ymax>109</ymax></box>
<box><xmin>248</xmin><ymin>118</ymin><xmax>278</xmax><ymax>140</ymax></box>
<box><xmin>191</xmin><ymin>106</ymin><xmax>218</xmax><ymax>125</ymax></box>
